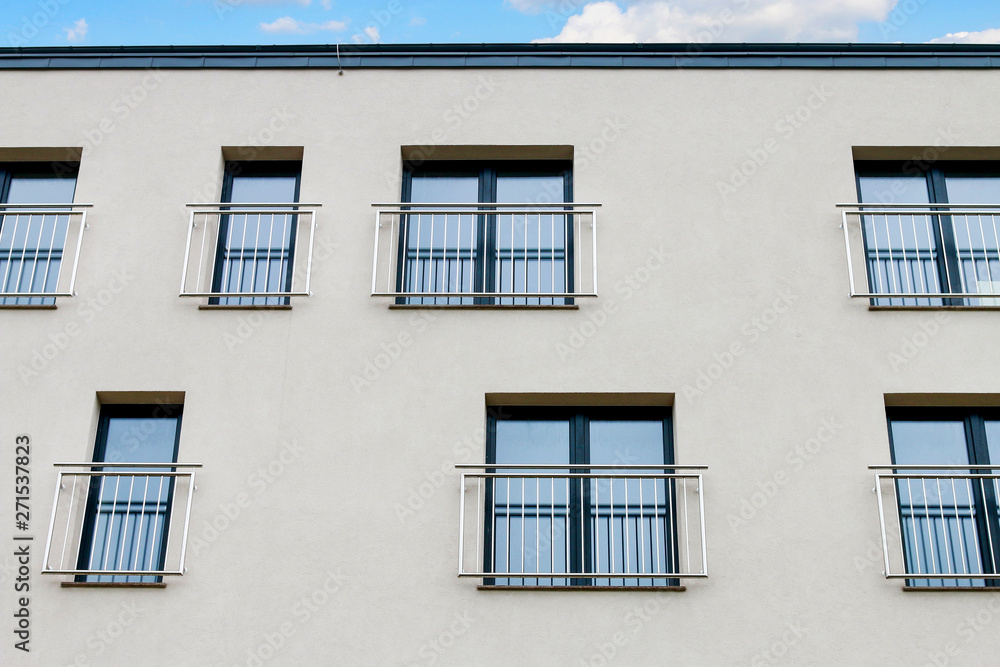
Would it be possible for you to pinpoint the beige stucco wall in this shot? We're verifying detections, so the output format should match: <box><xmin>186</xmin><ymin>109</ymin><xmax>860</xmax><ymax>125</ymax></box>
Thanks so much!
<box><xmin>2</xmin><ymin>64</ymin><xmax>1000</xmax><ymax>666</ymax></box>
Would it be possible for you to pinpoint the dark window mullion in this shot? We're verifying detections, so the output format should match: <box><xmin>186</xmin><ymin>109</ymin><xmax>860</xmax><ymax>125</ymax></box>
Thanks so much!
<box><xmin>569</xmin><ymin>413</ymin><xmax>589</xmax><ymax>585</ymax></box>
<box><xmin>477</xmin><ymin>167</ymin><xmax>496</xmax><ymax>305</ymax></box>
<box><xmin>969</xmin><ymin>415</ymin><xmax>1000</xmax><ymax>582</ymax></box>
<box><xmin>930</xmin><ymin>168</ymin><xmax>966</xmax><ymax>299</ymax></box>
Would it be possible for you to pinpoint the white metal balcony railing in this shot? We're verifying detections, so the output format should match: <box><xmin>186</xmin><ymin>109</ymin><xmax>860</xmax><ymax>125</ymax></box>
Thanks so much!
<box><xmin>457</xmin><ymin>464</ymin><xmax>707</xmax><ymax>585</ymax></box>
<box><xmin>42</xmin><ymin>463</ymin><xmax>200</xmax><ymax>580</ymax></box>
<box><xmin>180</xmin><ymin>203</ymin><xmax>319</xmax><ymax>302</ymax></box>
<box><xmin>840</xmin><ymin>203</ymin><xmax>1000</xmax><ymax>305</ymax></box>
<box><xmin>371</xmin><ymin>203</ymin><xmax>599</xmax><ymax>303</ymax></box>
<box><xmin>0</xmin><ymin>204</ymin><xmax>91</xmax><ymax>302</ymax></box>
<box><xmin>871</xmin><ymin>465</ymin><xmax>1000</xmax><ymax>585</ymax></box>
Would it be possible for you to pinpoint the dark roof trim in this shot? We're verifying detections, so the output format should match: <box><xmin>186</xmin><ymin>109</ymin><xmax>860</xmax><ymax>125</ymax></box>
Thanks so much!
<box><xmin>3</xmin><ymin>43</ymin><xmax>1000</xmax><ymax>70</ymax></box>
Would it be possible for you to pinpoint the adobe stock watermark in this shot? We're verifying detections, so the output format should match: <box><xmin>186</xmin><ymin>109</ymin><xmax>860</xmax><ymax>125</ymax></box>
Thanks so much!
<box><xmin>887</xmin><ymin>312</ymin><xmax>950</xmax><ymax>372</ymax></box>
<box><xmin>682</xmin><ymin>288</ymin><xmax>798</xmax><ymax>403</ymax></box>
<box><xmin>62</xmin><ymin>602</ymin><xmax>143</xmax><ymax>667</ymax></box>
<box><xmin>80</xmin><ymin>70</ymin><xmax>169</xmax><ymax>156</ymax></box>
<box><xmin>394</xmin><ymin>426</ymin><xmax>481</xmax><ymax>523</ymax></box>
<box><xmin>920</xmin><ymin>594</ymin><xmax>1000</xmax><ymax>667</ymax></box>
<box><xmin>187</xmin><ymin>439</ymin><xmax>306</xmax><ymax>558</ymax></box>
<box><xmin>350</xmin><ymin>311</ymin><xmax>437</xmax><ymax>394</ymax></box>
<box><xmin>404</xmin><ymin>611</ymin><xmax>476</xmax><ymax>667</ymax></box>
<box><xmin>16</xmin><ymin>267</ymin><xmax>135</xmax><ymax>385</ymax></box>
<box><xmin>748</xmin><ymin>620</ymin><xmax>807</xmax><ymax>666</ymax></box>
<box><xmin>717</xmin><ymin>84</ymin><xmax>834</xmax><ymax>201</ymax></box>
<box><xmin>6</xmin><ymin>0</ymin><xmax>72</xmax><ymax>46</ymax></box>
<box><xmin>727</xmin><ymin>417</ymin><xmax>843</xmax><ymax>533</ymax></box>
<box><xmin>236</xmin><ymin>569</ymin><xmax>347</xmax><ymax>667</ymax></box>
<box><xmin>555</xmin><ymin>245</ymin><xmax>667</xmax><ymax>362</ymax></box>
<box><xmin>578</xmin><ymin>595</ymin><xmax>671</xmax><ymax>666</ymax></box>
<box><xmin>878</xmin><ymin>0</ymin><xmax>930</xmax><ymax>39</ymax></box>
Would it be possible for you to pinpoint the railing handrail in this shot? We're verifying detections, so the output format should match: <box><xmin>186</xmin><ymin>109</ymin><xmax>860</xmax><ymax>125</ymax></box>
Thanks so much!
<box><xmin>0</xmin><ymin>203</ymin><xmax>93</xmax><ymax>208</ymax></box>
<box><xmin>457</xmin><ymin>463</ymin><xmax>706</xmax><ymax>470</ymax></box>
<box><xmin>870</xmin><ymin>464</ymin><xmax>1000</xmax><ymax>470</ymax></box>
<box><xmin>53</xmin><ymin>462</ymin><xmax>203</xmax><ymax>468</ymax></box>
<box><xmin>186</xmin><ymin>202</ymin><xmax>322</xmax><ymax>208</ymax></box>
<box><xmin>838</xmin><ymin>202</ymin><xmax>1000</xmax><ymax>209</ymax></box>
<box><xmin>372</xmin><ymin>202</ymin><xmax>600</xmax><ymax>208</ymax></box>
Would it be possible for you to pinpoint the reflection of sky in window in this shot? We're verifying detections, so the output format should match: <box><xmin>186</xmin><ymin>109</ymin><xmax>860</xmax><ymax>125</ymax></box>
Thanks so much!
<box><xmin>858</xmin><ymin>176</ymin><xmax>929</xmax><ymax>206</ymax></box>
<box><xmin>590</xmin><ymin>421</ymin><xmax>664</xmax><ymax>466</ymax></box>
<box><xmin>229</xmin><ymin>175</ymin><xmax>296</xmax><ymax>204</ymax></box>
<box><xmin>892</xmin><ymin>421</ymin><xmax>969</xmax><ymax>465</ymax></box>
<box><xmin>103</xmin><ymin>417</ymin><xmax>179</xmax><ymax>465</ymax></box>
<box><xmin>495</xmin><ymin>420</ymin><xmax>569</xmax><ymax>465</ymax></box>
<box><xmin>6</xmin><ymin>175</ymin><xmax>76</xmax><ymax>204</ymax></box>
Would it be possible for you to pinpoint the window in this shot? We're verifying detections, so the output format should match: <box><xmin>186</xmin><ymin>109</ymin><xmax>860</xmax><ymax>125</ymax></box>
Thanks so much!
<box><xmin>76</xmin><ymin>404</ymin><xmax>183</xmax><ymax>583</ymax></box>
<box><xmin>211</xmin><ymin>160</ymin><xmax>301</xmax><ymax>306</ymax></box>
<box><xmin>0</xmin><ymin>162</ymin><xmax>78</xmax><ymax>305</ymax></box>
<box><xmin>856</xmin><ymin>161</ymin><xmax>1000</xmax><ymax>305</ymax></box>
<box><xmin>399</xmin><ymin>160</ymin><xmax>573</xmax><ymax>305</ymax></box>
<box><xmin>464</xmin><ymin>406</ymin><xmax>702</xmax><ymax>587</ymax></box>
<box><xmin>885</xmin><ymin>408</ymin><xmax>1000</xmax><ymax>587</ymax></box>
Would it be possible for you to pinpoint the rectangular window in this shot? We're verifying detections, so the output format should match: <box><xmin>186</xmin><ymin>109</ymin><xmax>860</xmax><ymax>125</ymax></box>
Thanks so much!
<box><xmin>399</xmin><ymin>160</ymin><xmax>574</xmax><ymax>305</ymax></box>
<box><xmin>885</xmin><ymin>408</ymin><xmax>1000</xmax><ymax>587</ymax></box>
<box><xmin>855</xmin><ymin>161</ymin><xmax>1000</xmax><ymax>305</ymax></box>
<box><xmin>77</xmin><ymin>404</ymin><xmax>183</xmax><ymax>583</ymax></box>
<box><xmin>210</xmin><ymin>160</ymin><xmax>301</xmax><ymax>306</ymax></box>
<box><xmin>0</xmin><ymin>162</ymin><xmax>79</xmax><ymax>305</ymax></box>
<box><xmin>465</xmin><ymin>406</ymin><xmax>701</xmax><ymax>587</ymax></box>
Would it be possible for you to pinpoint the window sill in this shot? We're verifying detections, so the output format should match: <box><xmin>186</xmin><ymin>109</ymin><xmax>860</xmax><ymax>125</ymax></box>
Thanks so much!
<box><xmin>198</xmin><ymin>304</ymin><xmax>292</xmax><ymax>310</ymax></box>
<box><xmin>388</xmin><ymin>304</ymin><xmax>579</xmax><ymax>310</ymax></box>
<box><xmin>477</xmin><ymin>585</ymin><xmax>685</xmax><ymax>592</ymax></box>
<box><xmin>60</xmin><ymin>581</ymin><xmax>167</xmax><ymax>588</ymax></box>
<box><xmin>902</xmin><ymin>586</ymin><xmax>1000</xmax><ymax>592</ymax></box>
<box><xmin>869</xmin><ymin>305</ymin><xmax>1000</xmax><ymax>311</ymax></box>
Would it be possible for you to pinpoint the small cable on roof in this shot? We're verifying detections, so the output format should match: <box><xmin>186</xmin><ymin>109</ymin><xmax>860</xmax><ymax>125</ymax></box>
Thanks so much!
<box><xmin>337</xmin><ymin>43</ymin><xmax>343</xmax><ymax>75</ymax></box>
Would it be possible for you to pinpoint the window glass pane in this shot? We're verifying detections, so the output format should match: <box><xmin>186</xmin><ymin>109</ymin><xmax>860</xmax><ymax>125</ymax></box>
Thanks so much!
<box><xmin>589</xmin><ymin>420</ymin><xmax>668</xmax><ymax>584</ymax></box>
<box><xmin>6</xmin><ymin>174</ymin><xmax>77</xmax><ymax>204</ymax></box>
<box><xmin>215</xmin><ymin>168</ymin><xmax>299</xmax><ymax>305</ymax></box>
<box><xmin>890</xmin><ymin>419</ymin><xmax>981</xmax><ymax>585</ymax></box>
<box><xmin>101</xmin><ymin>416</ymin><xmax>180</xmax><ymax>465</ymax></box>
<box><xmin>858</xmin><ymin>175</ymin><xmax>939</xmax><ymax>304</ymax></box>
<box><xmin>1</xmin><ymin>172</ymin><xmax>77</xmax><ymax>306</ymax></box>
<box><xmin>493</xmin><ymin>419</ymin><xmax>569</xmax><ymax>584</ymax></box>
<box><xmin>943</xmin><ymin>177</ymin><xmax>1000</xmax><ymax>298</ymax></box>
<box><xmin>83</xmin><ymin>410</ymin><xmax>180</xmax><ymax>583</ymax></box>
<box><xmin>496</xmin><ymin>174</ymin><xmax>567</xmax><ymax>305</ymax></box>
<box><xmin>229</xmin><ymin>175</ymin><xmax>297</xmax><ymax>205</ymax></box>
<box><xmin>405</xmin><ymin>174</ymin><xmax>479</xmax><ymax>305</ymax></box>
<box><xmin>590</xmin><ymin>421</ymin><xmax>665</xmax><ymax>466</ymax></box>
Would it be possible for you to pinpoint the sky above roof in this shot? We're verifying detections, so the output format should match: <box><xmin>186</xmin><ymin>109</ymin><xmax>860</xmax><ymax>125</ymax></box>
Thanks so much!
<box><xmin>2</xmin><ymin>0</ymin><xmax>999</xmax><ymax>49</ymax></box>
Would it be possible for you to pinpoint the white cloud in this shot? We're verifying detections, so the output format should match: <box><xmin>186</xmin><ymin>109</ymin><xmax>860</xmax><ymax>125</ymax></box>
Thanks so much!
<box><xmin>259</xmin><ymin>16</ymin><xmax>347</xmax><ymax>34</ymax></box>
<box><xmin>364</xmin><ymin>25</ymin><xmax>380</xmax><ymax>42</ymax></box>
<box><xmin>537</xmin><ymin>0</ymin><xmax>897</xmax><ymax>43</ymax></box>
<box><xmin>351</xmin><ymin>24</ymin><xmax>381</xmax><ymax>43</ymax></box>
<box><xmin>927</xmin><ymin>28</ymin><xmax>1000</xmax><ymax>44</ymax></box>
<box><xmin>410</xmin><ymin>16</ymin><xmax>427</xmax><ymax>26</ymax></box>
<box><xmin>321</xmin><ymin>0</ymin><xmax>333</xmax><ymax>8</ymax></box>
<box><xmin>507</xmin><ymin>0</ymin><xmax>569</xmax><ymax>14</ymax></box>
<box><xmin>242</xmin><ymin>0</ymin><xmax>311</xmax><ymax>5</ymax></box>
<box><xmin>64</xmin><ymin>18</ymin><xmax>88</xmax><ymax>42</ymax></box>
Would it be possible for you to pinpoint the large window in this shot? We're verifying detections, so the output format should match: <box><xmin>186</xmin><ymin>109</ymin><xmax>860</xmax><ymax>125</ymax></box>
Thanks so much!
<box><xmin>399</xmin><ymin>161</ymin><xmax>573</xmax><ymax>305</ymax></box>
<box><xmin>0</xmin><ymin>162</ymin><xmax>78</xmax><ymax>305</ymax></box>
<box><xmin>856</xmin><ymin>162</ymin><xmax>1000</xmax><ymax>305</ymax></box>
<box><xmin>887</xmin><ymin>408</ymin><xmax>1000</xmax><ymax>587</ymax></box>
<box><xmin>77</xmin><ymin>404</ymin><xmax>183</xmax><ymax>583</ymax></box>
<box><xmin>484</xmin><ymin>406</ymin><xmax>679</xmax><ymax>587</ymax></box>
<box><xmin>211</xmin><ymin>161</ymin><xmax>301</xmax><ymax>306</ymax></box>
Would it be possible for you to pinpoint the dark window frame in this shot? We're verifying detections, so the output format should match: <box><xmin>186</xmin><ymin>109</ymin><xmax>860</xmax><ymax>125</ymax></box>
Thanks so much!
<box><xmin>399</xmin><ymin>159</ymin><xmax>574</xmax><ymax>305</ymax></box>
<box><xmin>855</xmin><ymin>160</ymin><xmax>1000</xmax><ymax>304</ymax></box>
<box><xmin>886</xmin><ymin>406</ymin><xmax>1000</xmax><ymax>587</ymax></box>
<box><xmin>0</xmin><ymin>161</ymin><xmax>79</xmax><ymax>306</ymax></box>
<box><xmin>210</xmin><ymin>160</ymin><xmax>302</xmax><ymax>306</ymax></box>
<box><xmin>485</xmin><ymin>405</ymin><xmax>676</xmax><ymax>587</ymax></box>
<box><xmin>76</xmin><ymin>403</ymin><xmax>183</xmax><ymax>583</ymax></box>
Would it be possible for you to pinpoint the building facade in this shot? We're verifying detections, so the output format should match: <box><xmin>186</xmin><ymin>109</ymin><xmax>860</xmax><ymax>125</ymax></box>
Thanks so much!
<box><xmin>2</xmin><ymin>42</ymin><xmax>1000</xmax><ymax>665</ymax></box>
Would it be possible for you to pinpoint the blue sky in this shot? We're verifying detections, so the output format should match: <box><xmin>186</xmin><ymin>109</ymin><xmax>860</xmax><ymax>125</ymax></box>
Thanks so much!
<box><xmin>2</xmin><ymin>0</ymin><xmax>999</xmax><ymax>48</ymax></box>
